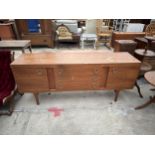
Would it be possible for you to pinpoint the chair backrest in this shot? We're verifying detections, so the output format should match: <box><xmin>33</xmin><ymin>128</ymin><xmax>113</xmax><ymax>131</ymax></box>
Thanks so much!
<box><xmin>96</xmin><ymin>19</ymin><xmax>112</xmax><ymax>35</ymax></box>
<box><xmin>56</xmin><ymin>24</ymin><xmax>73</xmax><ymax>40</ymax></box>
<box><xmin>55</xmin><ymin>20</ymin><xmax>78</xmax><ymax>33</ymax></box>
<box><xmin>103</xmin><ymin>19</ymin><xmax>111</xmax><ymax>26</ymax></box>
<box><xmin>85</xmin><ymin>19</ymin><xmax>96</xmax><ymax>34</ymax></box>
<box><xmin>145</xmin><ymin>23</ymin><xmax>155</xmax><ymax>36</ymax></box>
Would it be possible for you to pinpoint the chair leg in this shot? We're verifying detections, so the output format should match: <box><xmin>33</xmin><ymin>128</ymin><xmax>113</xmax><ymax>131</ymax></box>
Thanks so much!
<box><xmin>135</xmin><ymin>81</ymin><xmax>143</xmax><ymax>98</ymax></box>
<box><xmin>135</xmin><ymin>96</ymin><xmax>155</xmax><ymax>110</ymax></box>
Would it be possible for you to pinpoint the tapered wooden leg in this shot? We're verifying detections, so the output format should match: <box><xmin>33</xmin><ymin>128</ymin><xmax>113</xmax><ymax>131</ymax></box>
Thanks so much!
<box><xmin>114</xmin><ymin>90</ymin><xmax>120</xmax><ymax>102</ymax></box>
<box><xmin>135</xmin><ymin>81</ymin><xmax>143</xmax><ymax>98</ymax></box>
<box><xmin>22</xmin><ymin>48</ymin><xmax>25</xmax><ymax>54</ymax></box>
<box><xmin>29</xmin><ymin>45</ymin><xmax>32</xmax><ymax>53</ymax></box>
<box><xmin>135</xmin><ymin>96</ymin><xmax>155</xmax><ymax>110</ymax></box>
<box><xmin>33</xmin><ymin>93</ymin><xmax>40</xmax><ymax>105</ymax></box>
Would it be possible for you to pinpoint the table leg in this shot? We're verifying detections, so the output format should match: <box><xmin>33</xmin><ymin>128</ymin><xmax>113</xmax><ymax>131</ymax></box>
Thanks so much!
<box><xmin>81</xmin><ymin>40</ymin><xmax>84</xmax><ymax>49</ymax></box>
<box><xmin>33</xmin><ymin>93</ymin><xmax>40</xmax><ymax>105</ymax></box>
<box><xmin>29</xmin><ymin>45</ymin><xmax>32</xmax><ymax>53</ymax></box>
<box><xmin>114</xmin><ymin>90</ymin><xmax>120</xmax><ymax>102</ymax></box>
<box><xmin>94</xmin><ymin>40</ymin><xmax>97</xmax><ymax>49</ymax></box>
<box><xmin>135</xmin><ymin>96</ymin><xmax>155</xmax><ymax>110</ymax></box>
<box><xmin>22</xmin><ymin>48</ymin><xmax>25</xmax><ymax>54</ymax></box>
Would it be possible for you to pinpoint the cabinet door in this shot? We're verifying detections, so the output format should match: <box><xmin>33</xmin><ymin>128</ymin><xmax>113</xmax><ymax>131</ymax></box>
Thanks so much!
<box><xmin>12</xmin><ymin>68</ymin><xmax>49</xmax><ymax>92</ymax></box>
<box><xmin>55</xmin><ymin>65</ymin><xmax>108</xmax><ymax>90</ymax></box>
<box><xmin>55</xmin><ymin>65</ymin><xmax>93</xmax><ymax>90</ymax></box>
<box><xmin>106</xmin><ymin>66</ymin><xmax>139</xmax><ymax>89</ymax></box>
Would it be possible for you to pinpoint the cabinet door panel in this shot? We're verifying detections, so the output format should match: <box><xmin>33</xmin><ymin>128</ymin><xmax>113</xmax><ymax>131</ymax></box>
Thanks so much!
<box><xmin>12</xmin><ymin>68</ymin><xmax>49</xmax><ymax>92</ymax></box>
<box><xmin>107</xmin><ymin>66</ymin><xmax>139</xmax><ymax>89</ymax></box>
<box><xmin>55</xmin><ymin>65</ymin><xmax>109</xmax><ymax>90</ymax></box>
<box><xmin>55</xmin><ymin>65</ymin><xmax>94</xmax><ymax>90</ymax></box>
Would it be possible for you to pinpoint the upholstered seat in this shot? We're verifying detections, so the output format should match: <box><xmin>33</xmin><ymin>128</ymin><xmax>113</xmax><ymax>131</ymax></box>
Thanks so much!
<box><xmin>0</xmin><ymin>50</ymin><xmax>16</xmax><ymax>115</ymax></box>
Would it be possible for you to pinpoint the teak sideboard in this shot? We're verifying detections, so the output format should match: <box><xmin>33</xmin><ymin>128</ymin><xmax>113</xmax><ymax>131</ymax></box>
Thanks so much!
<box><xmin>11</xmin><ymin>51</ymin><xmax>141</xmax><ymax>105</ymax></box>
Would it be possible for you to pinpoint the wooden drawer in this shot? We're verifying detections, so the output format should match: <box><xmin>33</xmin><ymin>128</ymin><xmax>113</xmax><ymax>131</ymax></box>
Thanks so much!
<box><xmin>106</xmin><ymin>66</ymin><xmax>139</xmax><ymax>89</ymax></box>
<box><xmin>12</xmin><ymin>68</ymin><xmax>49</xmax><ymax>92</ymax></box>
<box><xmin>22</xmin><ymin>35</ymin><xmax>53</xmax><ymax>47</ymax></box>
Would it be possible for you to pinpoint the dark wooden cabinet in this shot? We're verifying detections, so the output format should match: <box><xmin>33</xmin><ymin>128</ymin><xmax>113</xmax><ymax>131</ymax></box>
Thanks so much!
<box><xmin>0</xmin><ymin>21</ymin><xmax>19</xmax><ymax>40</ymax></box>
<box><xmin>15</xmin><ymin>19</ymin><xmax>55</xmax><ymax>48</ymax></box>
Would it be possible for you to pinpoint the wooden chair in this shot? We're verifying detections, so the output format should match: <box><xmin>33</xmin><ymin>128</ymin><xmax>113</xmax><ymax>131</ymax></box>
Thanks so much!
<box><xmin>96</xmin><ymin>19</ymin><xmax>113</xmax><ymax>49</ymax></box>
<box><xmin>135</xmin><ymin>23</ymin><xmax>155</xmax><ymax>50</ymax></box>
<box><xmin>145</xmin><ymin>23</ymin><xmax>155</xmax><ymax>36</ymax></box>
<box><xmin>0</xmin><ymin>50</ymin><xmax>17</xmax><ymax>115</ymax></box>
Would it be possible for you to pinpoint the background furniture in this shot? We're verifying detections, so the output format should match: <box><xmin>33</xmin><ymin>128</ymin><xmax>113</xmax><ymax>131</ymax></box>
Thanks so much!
<box><xmin>114</xmin><ymin>40</ymin><xmax>137</xmax><ymax>55</ymax></box>
<box><xmin>0</xmin><ymin>50</ymin><xmax>16</xmax><ymax>115</ymax></box>
<box><xmin>145</xmin><ymin>23</ymin><xmax>155</xmax><ymax>36</ymax></box>
<box><xmin>96</xmin><ymin>19</ymin><xmax>113</xmax><ymax>49</ymax></box>
<box><xmin>0</xmin><ymin>40</ymin><xmax>32</xmax><ymax>53</ymax></box>
<box><xmin>111</xmin><ymin>32</ymin><xmax>145</xmax><ymax>47</ymax></box>
<box><xmin>135</xmin><ymin>71</ymin><xmax>155</xmax><ymax>109</ymax></box>
<box><xmin>80</xmin><ymin>19</ymin><xmax>97</xmax><ymax>48</ymax></box>
<box><xmin>0</xmin><ymin>21</ymin><xmax>19</xmax><ymax>40</ymax></box>
<box><xmin>112</xmin><ymin>19</ymin><xmax>130</xmax><ymax>31</ymax></box>
<box><xmin>11</xmin><ymin>51</ymin><xmax>140</xmax><ymax>105</ymax></box>
<box><xmin>15</xmin><ymin>19</ymin><xmax>55</xmax><ymax>48</ymax></box>
<box><xmin>55</xmin><ymin>20</ymin><xmax>81</xmax><ymax>34</ymax></box>
<box><xmin>123</xmin><ymin>23</ymin><xmax>145</xmax><ymax>32</ymax></box>
<box><xmin>134</xmin><ymin>36</ymin><xmax>155</xmax><ymax>70</ymax></box>
<box><xmin>56</xmin><ymin>24</ymin><xmax>80</xmax><ymax>46</ymax></box>
<box><xmin>134</xmin><ymin>23</ymin><xmax>155</xmax><ymax>50</ymax></box>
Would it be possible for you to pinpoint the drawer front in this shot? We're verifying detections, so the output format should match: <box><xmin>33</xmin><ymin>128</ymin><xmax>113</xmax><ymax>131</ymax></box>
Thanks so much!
<box><xmin>106</xmin><ymin>66</ymin><xmax>139</xmax><ymax>89</ymax></box>
<box><xmin>12</xmin><ymin>68</ymin><xmax>49</xmax><ymax>92</ymax></box>
<box><xmin>55</xmin><ymin>65</ymin><xmax>108</xmax><ymax>90</ymax></box>
<box><xmin>22</xmin><ymin>35</ymin><xmax>52</xmax><ymax>46</ymax></box>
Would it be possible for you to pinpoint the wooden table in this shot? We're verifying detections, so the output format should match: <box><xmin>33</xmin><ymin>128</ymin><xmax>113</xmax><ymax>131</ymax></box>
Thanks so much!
<box><xmin>0</xmin><ymin>40</ymin><xmax>32</xmax><ymax>53</ymax></box>
<box><xmin>11</xmin><ymin>51</ymin><xmax>141</xmax><ymax>105</ymax></box>
<box><xmin>135</xmin><ymin>71</ymin><xmax>155</xmax><ymax>109</ymax></box>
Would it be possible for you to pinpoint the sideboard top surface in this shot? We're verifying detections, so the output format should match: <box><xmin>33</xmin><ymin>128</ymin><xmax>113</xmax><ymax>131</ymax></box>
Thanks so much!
<box><xmin>11</xmin><ymin>51</ymin><xmax>141</xmax><ymax>66</ymax></box>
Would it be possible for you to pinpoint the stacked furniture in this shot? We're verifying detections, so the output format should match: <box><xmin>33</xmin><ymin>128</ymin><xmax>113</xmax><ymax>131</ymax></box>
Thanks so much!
<box><xmin>111</xmin><ymin>32</ymin><xmax>145</xmax><ymax>47</ymax></box>
<box><xmin>114</xmin><ymin>40</ymin><xmax>137</xmax><ymax>55</ymax></box>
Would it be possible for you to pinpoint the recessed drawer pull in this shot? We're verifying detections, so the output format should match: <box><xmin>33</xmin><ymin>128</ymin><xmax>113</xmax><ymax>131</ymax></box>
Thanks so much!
<box><xmin>112</xmin><ymin>68</ymin><xmax>118</xmax><ymax>73</ymax></box>
<box><xmin>37</xmin><ymin>70</ymin><xmax>43</xmax><ymax>75</ymax></box>
<box><xmin>93</xmin><ymin>68</ymin><xmax>98</xmax><ymax>74</ymax></box>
